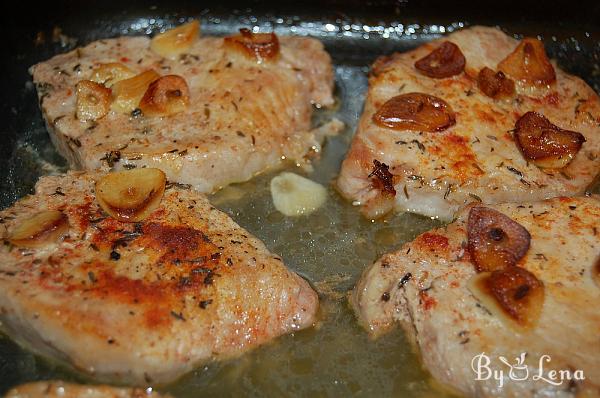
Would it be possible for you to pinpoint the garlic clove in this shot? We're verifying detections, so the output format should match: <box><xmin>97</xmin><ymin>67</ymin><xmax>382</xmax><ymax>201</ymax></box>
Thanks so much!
<box><xmin>498</xmin><ymin>38</ymin><xmax>556</xmax><ymax>86</ymax></box>
<box><xmin>514</xmin><ymin>111</ymin><xmax>585</xmax><ymax>169</ymax></box>
<box><xmin>224</xmin><ymin>28</ymin><xmax>280</xmax><ymax>63</ymax></box>
<box><xmin>90</xmin><ymin>63</ymin><xmax>136</xmax><ymax>88</ymax></box>
<box><xmin>139</xmin><ymin>75</ymin><xmax>190</xmax><ymax>117</ymax></box>
<box><xmin>9</xmin><ymin>210</ymin><xmax>69</xmax><ymax>248</ymax></box>
<box><xmin>372</xmin><ymin>92</ymin><xmax>456</xmax><ymax>133</ymax></box>
<box><xmin>592</xmin><ymin>257</ymin><xmax>600</xmax><ymax>289</ymax></box>
<box><xmin>76</xmin><ymin>80</ymin><xmax>111</xmax><ymax>121</ymax></box>
<box><xmin>270</xmin><ymin>172</ymin><xmax>327</xmax><ymax>216</ymax></box>
<box><xmin>469</xmin><ymin>267</ymin><xmax>544</xmax><ymax>331</ymax></box>
<box><xmin>467</xmin><ymin>206</ymin><xmax>531</xmax><ymax>273</ymax></box>
<box><xmin>111</xmin><ymin>70</ymin><xmax>160</xmax><ymax>114</ymax></box>
<box><xmin>477</xmin><ymin>67</ymin><xmax>515</xmax><ymax>99</ymax></box>
<box><xmin>150</xmin><ymin>20</ymin><xmax>200</xmax><ymax>60</ymax></box>
<box><xmin>95</xmin><ymin>168</ymin><xmax>166</xmax><ymax>222</ymax></box>
<box><xmin>414</xmin><ymin>41</ymin><xmax>466</xmax><ymax>79</ymax></box>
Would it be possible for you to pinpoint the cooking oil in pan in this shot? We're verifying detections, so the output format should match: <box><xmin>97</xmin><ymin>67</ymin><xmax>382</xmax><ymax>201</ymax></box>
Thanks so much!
<box><xmin>164</xmin><ymin>65</ymin><xmax>451</xmax><ymax>398</ymax></box>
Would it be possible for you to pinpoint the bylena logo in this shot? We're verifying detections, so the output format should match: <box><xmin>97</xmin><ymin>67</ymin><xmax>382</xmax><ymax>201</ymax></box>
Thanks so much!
<box><xmin>471</xmin><ymin>352</ymin><xmax>585</xmax><ymax>388</ymax></box>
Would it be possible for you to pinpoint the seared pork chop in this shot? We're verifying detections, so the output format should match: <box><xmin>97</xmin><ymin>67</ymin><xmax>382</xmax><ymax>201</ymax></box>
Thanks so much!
<box><xmin>4</xmin><ymin>381</ymin><xmax>167</xmax><ymax>398</ymax></box>
<box><xmin>0</xmin><ymin>170</ymin><xmax>318</xmax><ymax>384</ymax></box>
<box><xmin>337</xmin><ymin>26</ymin><xmax>600</xmax><ymax>220</ymax></box>
<box><xmin>30</xmin><ymin>22</ymin><xmax>335</xmax><ymax>193</ymax></box>
<box><xmin>352</xmin><ymin>195</ymin><xmax>600</xmax><ymax>397</ymax></box>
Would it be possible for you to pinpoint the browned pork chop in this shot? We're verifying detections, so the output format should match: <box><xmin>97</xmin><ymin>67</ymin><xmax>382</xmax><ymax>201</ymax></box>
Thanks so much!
<box><xmin>30</xmin><ymin>23</ymin><xmax>335</xmax><ymax>193</ymax></box>
<box><xmin>337</xmin><ymin>26</ymin><xmax>600</xmax><ymax>220</ymax></box>
<box><xmin>0</xmin><ymin>171</ymin><xmax>318</xmax><ymax>384</ymax></box>
<box><xmin>4</xmin><ymin>381</ymin><xmax>168</xmax><ymax>398</ymax></box>
<box><xmin>352</xmin><ymin>195</ymin><xmax>600</xmax><ymax>397</ymax></box>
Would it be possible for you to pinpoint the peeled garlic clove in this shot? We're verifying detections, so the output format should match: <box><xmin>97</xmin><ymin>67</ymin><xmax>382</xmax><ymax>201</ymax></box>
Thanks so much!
<box><xmin>90</xmin><ymin>63</ymin><xmax>136</xmax><ymax>88</ymax></box>
<box><xmin>224</xmin><ymin>28</ymin><xmax>280</xmax><ymax>63</ymax></box>
<box><xmin>514</xmin><ymin>111</ymin><xmax>585</xmax><ymax>169</ymax></box>
<box><xmin>467</xmin><ymin>206</ymin><xmax>531</xmax><ymax>272</ymax></box>
<box><xmin>111</xmin><ymin>70</ymin><xmax>160</xmax><ymax>114</ymax></box>
<box><xmin>9</xmin><ymin>210</ymin><xmax>69</xmax><ymax>248</ymax></box>
<box><xmin>150</xmin><ymin>20</ymin><xmax>200</xmax><ymax>59</ymax></box>
<box><xmin>498</xmin><ymin>38</ymin><xmax>556</xmax><ymax>86</ymax></box>
<box><xmin>95</xmin><ymin>168</ymin><xmax>166</xmax><ymax>222</ymax></box>
<box><xmin>76</xmin><ymin>80</ymin><xmax>111</xmax><ymax>121</ymax></box>
<box><xmin>477</xmin><ymin>67</ymin><xmax>515</xmax><ymax>99</ymax></box>
<box><xmin>373</xmin><ymin>92</ymin><xmax>456</xmax><ymax>133</ymax></box>
<box><xmin>139</xmin><ymin>75</ymin><xmax>190</xmax><ymax>117</ymax></box>
<box><xmin>593</xmin><ymin>257</ymin><xmax>600</xmax><ymax>288</ymax></box>
<box><xmin>414</xmin><ymin>41</ymin><xmax>466</xmax><ymax>79</ymax></box>
<box><xmin>270</xmin><ymin>172</ymin><xmax>327</xmax><ymax>216</ymax></box>
<box><xmin>468</xmin><ymin>267</ymin><xmax>544</xmax><ymax>330</ymax></box>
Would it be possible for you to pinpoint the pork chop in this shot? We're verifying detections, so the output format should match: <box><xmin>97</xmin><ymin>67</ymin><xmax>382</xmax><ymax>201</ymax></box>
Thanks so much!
<box><xmin>352</xmin><ymin>195</ymin><xmax>600</xmax><ymax>397</ymax></box>
<box><xmin>0</xmin><ymin>170</ymin><xmax>318</xmax><ymax>384</ymax></box>
<box><xmin>30</xmin><ymin>21</ymin><xmax>336</xmax><ymax>193</ymax></box>
<box><xmin>4</xmin><ymin>381</ymin><xmax>168</xmax><ymax>398</ymax></box>
<box><xmin>337</xmin><ymin>26</ymin><xmax>600</xmax><ymax>220</ymax></box>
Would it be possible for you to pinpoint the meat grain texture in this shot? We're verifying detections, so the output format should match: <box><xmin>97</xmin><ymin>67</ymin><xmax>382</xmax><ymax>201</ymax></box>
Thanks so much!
<box><xmin>337</xmin><ymin>26</ymin><xmax>600</xmax><ymax>220</ymax></box>
<box><xmin>30</xmin><ymin>31</ymin><xmax>335</xmax><ymax>193</ymax></box>
<box><xmin>352</xmin><ymin>195</ymin><xmax>600</xmax><ymax>397</ymax></box>
<box><xmin>0</xmin><ymin>172</ymin><xmax>318</xmax><ymax>384</ymax></box>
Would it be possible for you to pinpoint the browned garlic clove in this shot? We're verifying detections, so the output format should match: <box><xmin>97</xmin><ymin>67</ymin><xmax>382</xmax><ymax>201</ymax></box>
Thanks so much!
<box><xmin>498</xmin><ymin>38</ymin><xmax>556</xmax><ymax>86</ymax></box>
<box><xmin>477</xmin><ymin>67</ymin><xmax>515</xmax><ymax>99</ymax></box>
<box><xmin>95</xmin><ymin>168</ymin><xmax>166</xmax><ymax>222</ymax></box>
<box><xmin>372</xmin><ymin>92</ymin><xmax>456</xmax><ymax>132</ymax></box>
<box><xmin>467</xmin><ymin>206</ymin><xmax>531</xmax><ymax>272</ymax></box>
<box><xmin>415</xmin><ymin>41</ymin><xmax>466</xmax><ymax>79</ymax></box>
<box><xmin>139</xmin><ymin>75</ymin><xmax>190</xmax><ymax>117</ymax></box>
<box><xmin>150</xmin><ymin>20</ymin><xmax>200</xmax><ymax>59</ymax></box>
<box><xmin>514</xmin><ymin>111</ymin><xmax>585</xmax><ymax>169</ymax></box>
<box><xmin>8</xmin><ymin>210</ymin><xmax>69</xmax><ymax>248</ymax></box>
<box><xmin>90</xmin><ymin>63</ymin><xmax>136</xmax><ymax>88</ymax></box>
<box><xmin>224</xmin><ymin>28</ymin><xmax>280</xmax><ymax>63</ymax></box>
<box><xmin>593</xmin><ymin>256</ymin><xmax>600</xmax><ymax>288</ymax></box>
<box><xmin>469</xmin><ymin>267</ymin><xmax>544</xmax><ymax>330</ymax></box>
<box><xmin>111</xmin><ymin>70</ymin><xmax>160</xmax><ymax>114</ymax></box>
<box><xmin>76</xmin><ymin>80</ymin><xmax>111</xmax><ymax>121</ymax></box>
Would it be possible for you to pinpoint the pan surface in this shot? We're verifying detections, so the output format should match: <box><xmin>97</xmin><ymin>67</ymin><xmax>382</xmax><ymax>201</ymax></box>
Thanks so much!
<box><xmin>1</xmin><ymin>1</ymin><xmax>599</xmax><ymax>396</ymax></box>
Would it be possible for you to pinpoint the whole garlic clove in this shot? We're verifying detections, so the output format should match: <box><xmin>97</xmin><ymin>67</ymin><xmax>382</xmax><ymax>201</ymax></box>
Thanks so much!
<box><xmin>270</xmin><ymin>172</ymin><xmax>327</xmax><ymax>216</ymax></box>
<box><xmin>514</xmin><ymin>111</ymin><xmax>585</xmax><ymax>169</ymax></box>
<box><xmin>467</xmin><ymin>206</ymin><xmax>531</xmax><ymax>273</ymax></box>
<box><xmin>477</xmin><ymin>67</ymin><xmax>515</xmax><ymax>99</ymax></box>
<box><xmin>111</xmin><ymin>70</ymin><xmax>160</xmax><ymax>114</ymax></box>
<box><xmin>139</xmin><ymin>75</ymin><xmax>190</xmax><ymax>117</ymax></box>
<box><xmin>414</xmin><ymin>41</ymin><xmax>466</xmax><ymax>79</ymax></box>
<box><xmin>90</xmin><ymin>63</ymin><xmax>136</xmax><ymax>88</ymax></box>
<box><xmin>498</xmin><ymin>38</ymin><xmax>556</xmax><ymax>86</ymax></box>
<box><xmin>95</xmin><ymin>168</ymin><xmax>166</xmax><ymax>222</ymax></box>
<box><xmin>372</xmin><ymin>92</ymin><xmax>456</xmax><ymax>133</ymax></box>
<box><xmin>592</xmin><ymin>257</ymin><xmax>600</xmax><ymax>289</ymax></box>
<box><xmin>224</xmin><ymin>28</ymin><xmax>280</xmax><ymax>63</ymax></box>
<box><xmin>76</xmin><ymin>80</ymin><xmax>111</xmax><ymax>121</ymax></box>
<box><xmin>9</xmin><ymin>210</ymin><xmax>69</xmax><ymax>248</ymax></box>
<box><xmin>468</xmin><ymin>267</ymin><xmax>545</xmax><ymax>330</ymax></box>
<box><xmin>150</xmin><ymin>20</ymin><xmax>200</xmax><ymax>60</ymax></box>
